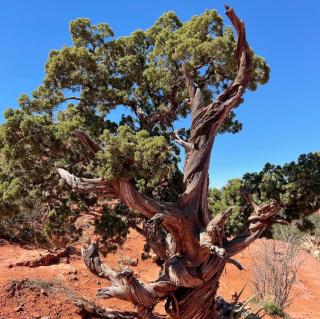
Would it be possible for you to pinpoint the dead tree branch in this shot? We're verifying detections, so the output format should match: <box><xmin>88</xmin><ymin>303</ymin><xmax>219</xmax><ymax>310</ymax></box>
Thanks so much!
<box><xmin>179</xmin><ymin>5</ymin><xmax>252</xmax><ymax>236</ymax></box>
<box><xmin>224</xmin><ymin>200</ymin><xmax>281</xmax><ymax>257</ymax></box>
<box><xmin>81</xmin><ymin>243</ymin><xmax>176</xmax><ymax>317</ymax></box>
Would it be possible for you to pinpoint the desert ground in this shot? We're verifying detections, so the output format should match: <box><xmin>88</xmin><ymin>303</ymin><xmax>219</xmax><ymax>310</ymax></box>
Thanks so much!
<box><xmin>0</xmin><ymin>214</ymin><xmax>319</xmax><ymax>319</ymax></box>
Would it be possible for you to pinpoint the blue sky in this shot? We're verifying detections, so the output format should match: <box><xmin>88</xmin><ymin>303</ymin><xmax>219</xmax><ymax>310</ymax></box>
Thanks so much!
<box><xmin>0</xmin><ymin>0</ymin><xmax>319</xmax><ymax>188</ymax></box>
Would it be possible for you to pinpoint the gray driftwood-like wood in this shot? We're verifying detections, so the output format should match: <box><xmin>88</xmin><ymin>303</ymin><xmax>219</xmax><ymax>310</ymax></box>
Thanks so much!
<box><xmin>58</xmin><ymin>6</ymin><xmax>280</xmax><ymax>319</ymax></box>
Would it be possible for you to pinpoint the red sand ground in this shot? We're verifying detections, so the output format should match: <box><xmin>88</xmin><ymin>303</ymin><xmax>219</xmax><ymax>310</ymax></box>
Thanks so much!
<box><xmin>0</xmin><ymin>222</ymin><xmax>319</xmax><ymax>319</ymax></box>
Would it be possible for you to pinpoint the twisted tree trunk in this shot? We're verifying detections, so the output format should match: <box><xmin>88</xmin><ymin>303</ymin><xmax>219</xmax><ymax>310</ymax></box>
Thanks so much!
<box><xmin>58</xmin><ymin>6</ymin><xmax>280</xmax><ymax>319</ymax></box>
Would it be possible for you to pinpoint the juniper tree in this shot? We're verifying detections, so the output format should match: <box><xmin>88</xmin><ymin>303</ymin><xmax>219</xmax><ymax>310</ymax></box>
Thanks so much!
<box><xmin>56</xmin><ymin>6</ymin><xmax>276</xmax><ymax>318</ymax></box>
<box><xmin>243</xmin><ymin>152</ymin><xmax>320</xmax><ymax>220</ymax></box>
<box><xmin>209</xmin><ymin>152</ymin><xmax>320</xmax><ymax>237</ymax></box>
<box><xmin>1</xmin><ymin>5</ymin><xmax>286</xmax><ymax>318</ymax></box>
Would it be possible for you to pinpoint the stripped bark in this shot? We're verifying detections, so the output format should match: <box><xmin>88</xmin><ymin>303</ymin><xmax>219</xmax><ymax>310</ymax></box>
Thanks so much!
<box><xmin>58</xmin><ymin>6</ymin><xmax>278</xmax><ymax>319</ymax></box>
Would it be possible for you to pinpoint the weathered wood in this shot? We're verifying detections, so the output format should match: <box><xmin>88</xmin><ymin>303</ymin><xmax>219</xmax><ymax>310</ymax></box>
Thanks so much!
<box><xmin>58</xmin><ymin>6</ymin><xmax>278</xmax><ymax>319</ymax></box>
<box><xmin>9</xmin><ymin>246</ymin><xmax>77</xmax><ymax>268</ymax></box>
<box><xmin>58</xmin><ymin>168</ymin><xmax>180</xmax><ymax>220</ymax></box>
<box><xmin>224</xmin><ymin>200</ymin><xmax>280</xmax><ymax>257</ymax></box>
<box><xmin>73</xmin><ymin>298</ymin><xmax>140</xmax><ymax>319</ymax></box>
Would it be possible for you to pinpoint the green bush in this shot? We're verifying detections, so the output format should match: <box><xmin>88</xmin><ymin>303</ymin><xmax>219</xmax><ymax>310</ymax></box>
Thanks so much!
<box><xmin>208</xmin><ymin>179</ymin><xmax>251</xmax><ymax>237</ymax></box>
<box><xmin>208</xmin><ymin>153</ymin><xmax>320</xmax><ymax>237</ymax></box>
<box><xmin>272</xmin><ymin>212</ymin><xmax>320</xmax><ymax>242</ymax></box>
<box><xmin>263</xmin><ymin>301</ymin><xmax>285</xmax><ymax>317</ymax></box>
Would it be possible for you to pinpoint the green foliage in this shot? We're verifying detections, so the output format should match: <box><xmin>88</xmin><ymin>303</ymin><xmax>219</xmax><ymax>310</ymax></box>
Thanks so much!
<box><xmin>308</xmin><ymin>213</ymin><xmax>320</xmax><ymax>237</ymax></box>
<box><xmin>242</xmin><ymin>152</ymin><xmax>320</xmax><ymax>222</ymax></box>
<box><xmin>209</xmin><ymin>152</ymin><xmax>320</xmax><ymax>237</ymax></box>
<box><xmin>262</xmin><ymin>301</ymin><xmax>285</xmax><ymax>317</ymax></box>
<box><xmin>44</xmin><ymin>205</ymin><xmax>81</xmax><ymax>247</ymax></box>
<box><xmin>97</xmin><ymin>125</ymin><xmax>178</xmax><ymax>197</ymax></box>
<box><xmin>20</xmin><ymin>11</ymin><xmax>269</xmax><ymax>133</ymax></box>
<box><xmin>272</xmin><ymin>212</ymin><xmax>320</xmax><ymax>242</ymax></box>
<box><xmin>0</xmin><ymin>8</ymin><xmax>269</xmax><ymax>246</ymax></box>
<box><xmin>208</xmin><ymin>179</ymin><xmax>251</xmax><ymax>236</ymax></box>
<box><xmin>0</xmin><ymin>107</ymin><xmax>90</xmax><ymax>244</ymax></box>
<box><xmin>94</xmin><ymin>204</ymin><xmax>133</xmax><ymax>253</ymax></box>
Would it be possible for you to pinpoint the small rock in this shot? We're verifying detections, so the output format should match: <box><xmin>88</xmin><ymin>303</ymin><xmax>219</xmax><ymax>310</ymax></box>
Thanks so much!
<box><xmin>118</xmin><ymin>257</ymin><xmax>138</xmax><ymax>267</ymax></box>
<box><xmin>40</xmin><ymin>288</ymin><xmax>48</xmax><ymax>296</ymax></box>
<box><xmin>60</xmin><ymin>257</ymin><xmax>70</xmax><ymax>264</ymax></box>
<box><xmin>14</xmin><ymin>305</ymin><xmax>23</xmax><ymax>312</ymax></box>
<box><xmin>70</xmin><ymin>274</ymin><xmax>78</xmax><ymax>281</ymax></box>
<box><xmin>68</xmin><ymin>268</ymin><xmax>77</xmax><ymax>275</ymax></box>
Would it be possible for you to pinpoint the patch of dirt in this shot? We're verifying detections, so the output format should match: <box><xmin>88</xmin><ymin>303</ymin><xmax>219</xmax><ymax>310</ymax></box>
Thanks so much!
<box><xmin>1</xmin><ymin>278</ymin><xmax>80</xmax><ymax>319</ymax></box>
<box><xmin>0</xmin><ymin>227</ymin><xmax>160</xmax><ymax>319</ymax></box>
<box><xmin>0</xmin><ymin>224</ymin><xmax>319</xmax><ymax>319</ymax></box>
<box><xmin>218</xmin><ymin>240</ymin><xmax>320</xmax><ymax>319</ymax></box>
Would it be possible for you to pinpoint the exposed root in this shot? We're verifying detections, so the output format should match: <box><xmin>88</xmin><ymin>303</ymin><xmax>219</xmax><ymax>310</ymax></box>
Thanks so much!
<box><xmin>4</xmin><ymin>278</ymin><xmax>148</xmax><ymax>319</ymax></box>
<box><xmin>73</xmin><ymin>298</ymin><xmax>139</xmax><ymax>319</ymax></box>
<box><xmin>82</xmin><ymin>242</ymin><xmax>176</xmax><ymax>316</ymax></box>
<box><xmin>8</xmin><ymin>246</ymin><xmax>78</xmax><ymax>268</ymax></box>
<box><xmin>216</xmin><ymin>296</ymin><xmax>265</xmax><ymax>319</ymax></box>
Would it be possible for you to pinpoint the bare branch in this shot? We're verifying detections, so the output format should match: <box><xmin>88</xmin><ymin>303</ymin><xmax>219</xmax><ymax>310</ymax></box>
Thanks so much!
<box><xmin>113</xmin><ymin>181</ymin><xmax>181</xmax><ymax>220</ymax></box>
<box><xmin>57</xmin><ymin>168</ymin><xmax>111</xmax><ymax>194</ymax></box>
<box><xmin>82</xmin><ymin>243</ymin><xmax>176</xmax><ymax>315</ymax></box>
<box><xmin>226</xmin><ymin>258</ymin><xmax>244</xmax><ymax>271</ymax></box>
<box><xmin>206</xmin><ymin>207</ymin><xmax>233</xmax><ymax>241</ymax></box>
<box><xmin>224</xmin><ymin>200</ymin><xmax>281</xmax><ymax>257</ymax></box>
<box><xmin>274</xmin><ymin>219</ymin><xmax>290</xmax><ymax>225</ymax></box>
<box><xmin>75</xmin><ymin>130</ymin><xmax>102</xmax><ymax>155</ymax></box>
<box><xmin>143</xmin><ymin>220</ymin><xmax>174</xmax><ymax>261</ymax></box>
<box><xmin>199</xmin><ymin>207</ymin><xmax>233</xmax><ymax>257</ymax></box>
<box><xmin>58</xmin><ymin>167</ymin><xmax>182</xmax><ymax>222</ymax></box>
<box><xmin>180</xmin><ymin>6</ymin><xmax>252</xmax><ymax>233</ymax></box>
<box><xmin>172</xmin><ymin>130</ymin><xmax>194</xmax><ymax>152</ymax></box>
<box><xmin>241</xmin><ymin>190</ymin><xmax>260</xmax><ymax>215</ymax></box>
<box><xmin>63</xmin><ymin>96</ymin><xmax>83</xmax><ymax>102</ymax></box>
<box><xmin>65</xmin><ymin>130</ymin><xmax>181</xmax><ymax>219</ymax></box>
<box><xmin>73</xmin><ymin>298</ymin><xmax>139</xmax><ymax>319</ymax></box>
<box><xmin>140</xmin><ymin>99</ymin><xmax>188</xmax><ymax>129</ymax></box>
<box><xmin>81</xmin><ymin>242</ymin><xmax>120</xmax><ymax>285</ymax></box>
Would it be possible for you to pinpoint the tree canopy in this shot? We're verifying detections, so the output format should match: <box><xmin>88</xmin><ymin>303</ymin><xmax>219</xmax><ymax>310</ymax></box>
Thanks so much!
<box><xmin>0</xmin><ymin>8</ymin><xmax>269</xmax><ymax>244</ymax></box>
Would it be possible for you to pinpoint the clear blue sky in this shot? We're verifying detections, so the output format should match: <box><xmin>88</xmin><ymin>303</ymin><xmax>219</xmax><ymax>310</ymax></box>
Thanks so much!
<box><xmin>0</xmin><ymin>0</ymin><xmax>319</xmax><ymax>188</ymax></box>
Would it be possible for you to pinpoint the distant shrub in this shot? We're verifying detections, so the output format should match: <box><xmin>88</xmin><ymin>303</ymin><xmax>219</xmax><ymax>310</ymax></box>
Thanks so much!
<box><xmin>251</xmin><ymin>236</ymin><xmax>300</xmax><ymax>311</ymax></box>
<box><xmin>263</xmin><ymin>301</ymin><xmax>285</xmax><ymax>317</ymax></box>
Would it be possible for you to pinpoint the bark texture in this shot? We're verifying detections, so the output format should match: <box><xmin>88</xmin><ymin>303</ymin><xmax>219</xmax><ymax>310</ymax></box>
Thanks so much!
<box><xmin>58</xmin><ymin>6</ymin><xmax>278</xmax><ymax>319</ymax></box>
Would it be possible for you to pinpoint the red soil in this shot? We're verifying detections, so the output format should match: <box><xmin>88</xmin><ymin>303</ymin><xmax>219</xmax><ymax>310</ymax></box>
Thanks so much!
<box><xmin>0</xmin><ymin>225</ymin><xmax>319</xmax><ymax>319</ymax></box>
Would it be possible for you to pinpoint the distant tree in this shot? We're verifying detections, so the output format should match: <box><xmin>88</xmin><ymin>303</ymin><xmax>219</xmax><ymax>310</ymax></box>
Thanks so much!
<box><xmin>1</xmin><ymin>5</ymin><xmax>300</xmax><ymax>318</ymax></box>
<box><xmin>209</xmin><ymin>152</ymin><xmax>320</xmax><ymax>237</ymax></box>
<box><xmin>208</xmin><ymin>179</ymin><xmax>251</xmax><ymax>237</ymax></box>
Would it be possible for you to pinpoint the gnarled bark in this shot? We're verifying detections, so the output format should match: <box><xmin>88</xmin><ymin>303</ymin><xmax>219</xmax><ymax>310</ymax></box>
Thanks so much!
<box><xmin>58</xmin><ymin>6</ymin><xmax>277</xmax><ymax>319</ymax></box>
